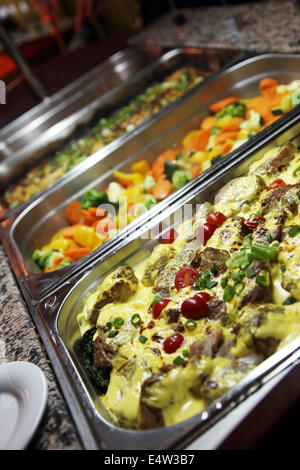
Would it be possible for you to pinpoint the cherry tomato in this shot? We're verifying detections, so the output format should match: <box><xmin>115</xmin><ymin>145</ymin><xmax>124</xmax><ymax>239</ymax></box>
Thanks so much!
<box><xmin>206</xmin><ymin>211</ymin><xmax>227</xmax><ymax>227</ymax></box>
<box><xmin>175</xmin><ymin>267</ymin><xmax>200</xmax><ymax>290</ymax></box>
<box><xmin>163</xmin><ymin>333</ymin><xmax>184</xmax><ymax>354</ymax></box>
<box><xmin>194</xmin><ymin>292</ymin><xmax>212</xmax><ymax>303</ymax></box>
<box><xmin>162</xmin><ymin>228</ymin><xmax>178</xmax><ymax>244</ymax></box>
<box><xmin>181</xmin><ymin>294</ymin><xmax>209</xmax><ymax>320</ymax></box>
<box><xmin>152</xmin><ymin>299</ymin><xmax>171</xmax><ymax>318</ymax></box>
<box><xmin>267</xmin><ymin>179</ymin><xmax>285</xmax><ymax>191</ymax></box>
<box><xmin>196</xmin><ymin>223</ymin><xmax>217</xmax><ymax>245</ymax></box>
<box><xmin>245</xmin><ymin>215</ymin><xmax>266</xmax><ymax>231</ymax></box>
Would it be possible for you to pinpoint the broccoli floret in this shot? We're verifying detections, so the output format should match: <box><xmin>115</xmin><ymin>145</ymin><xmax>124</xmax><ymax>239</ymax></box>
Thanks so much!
<box><xmin>75</xmin><ymin>327</ymin><xmax>110</xmax><ymax>393</ymax></box>
<box><xmin>57</xmin><ymin>258</ymin><xmax>72</xmax><ymax>270</ymax></box>
<box><xmin>215</xmin><ymin>102</ymin><xmax>247</xmax><ymax>120</ymax></box>
<box><xmin>144</xmin><ymin>194</ymin><xmax>157</xmax><ymax>210</ymax></box>
<box><xmin>80</xmin><ymin>189</ymin><xmax>108</xmax><ymax>209</ymax></box>
<box><xmin>32</xmin><ymin>249</ymin><xmax>59</xmax><ymax>270</ymax></box>
<box><xmin>172</xmin><ymin>170</ymin><xmax>192</xmax><ymax>191</ymax></box>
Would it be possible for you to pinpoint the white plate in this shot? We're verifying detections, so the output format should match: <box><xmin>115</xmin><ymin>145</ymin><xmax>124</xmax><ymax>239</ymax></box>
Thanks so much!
<box><xmin>0</xmin><ymin>361</ymin><xmax>48</xmax><ymax>450</ymax></box>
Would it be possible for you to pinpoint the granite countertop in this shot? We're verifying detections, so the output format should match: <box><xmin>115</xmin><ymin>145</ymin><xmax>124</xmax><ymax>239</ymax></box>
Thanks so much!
<box><xmin>1</xmin><ymin>0</ymin><xmax>300</xmax><ymax>451</ymax></box>
<box><xmin>130</xmin><ymin>0</ymin><xmax>300</xmax><ymax>54</ymax></box>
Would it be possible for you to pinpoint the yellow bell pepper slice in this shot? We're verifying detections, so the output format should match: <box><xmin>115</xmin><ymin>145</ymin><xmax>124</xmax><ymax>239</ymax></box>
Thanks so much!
<box><xmin>73</xmin><ymin>225</ymin><xmax>102</xmax><ymax>250</ymax></box>
<box><xmin>114</xmin><ymin>170</ymin><xmax>144</xmax><ymax>186</ymax></box>
<box><xmin>189</xmin><ymin>151</ymin><xmax>209</xmax><ymax>164</ymax></box>
<box><xmin>125</xmin><ymin>183</ymin><xmax>144</xmax><ymax>206</ymax></box>
<box><xmin>130</xmin><ymin>160</ymin><xmax>150</xmax><ymax>175</ymax></box>
<box><xmin>182</xmin><ymin>130</ymin><xmax>200</xmax><ymax>148</ymax></box>
<box><xmin>42</xmin><ymin>238</ymin><xmax>72</xmax><ymax>252</ymax></box>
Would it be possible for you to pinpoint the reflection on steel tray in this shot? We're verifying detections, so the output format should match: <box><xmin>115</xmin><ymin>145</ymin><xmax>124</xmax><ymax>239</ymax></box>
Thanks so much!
<box><xmin>0</xmin><ymin>53</ymin><xmax>299</xmax><ymax>302</ymax></box>
<box><xmin>30</xmin><ymin>109</ymin><xmax>300</xmax><ymax>450</ymax></box>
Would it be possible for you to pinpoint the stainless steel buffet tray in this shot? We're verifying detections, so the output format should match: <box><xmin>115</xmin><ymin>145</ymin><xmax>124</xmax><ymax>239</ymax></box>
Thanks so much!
<box><xmin>0</xmin><ymin>45</ymin><xmax>237</xmax><ymax>216</ymax></box>
<box><xmin>0</xmin><ymin>53</ymin><xmax>299</xmax><ymax>301</ymax></box>
<box><xmin>23</xmin><ymin>108</ymin><xmax>300</xmax><ymax>450</ymax></box>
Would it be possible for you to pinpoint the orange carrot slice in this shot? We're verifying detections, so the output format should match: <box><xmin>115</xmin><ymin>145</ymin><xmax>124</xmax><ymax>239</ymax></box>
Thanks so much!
<box><xmin>66</xmin><ymin>201</ymin><xmax>82</xmax><ymax>225</ymax></box>
<box><xmin>209</xmin><ymin>96</ymin><xmax>239</xmax><ymax>114</ymax></box>
<box><xmin>64</xmin><ymin>248</ymin><xmax>91</xmax><ymax>261</ymax></box>
<box><xmin>153</xmin><ymin>179</ymin><xmax>173</xmax><ymax>200</ymax></box>
<box><xmin>200</xmin><ymin>116</ymin><xmax>217</xmax><ymax>130</ymax></box>
<box><xmin>259</xmin><ymin>77</ymin><xmax>279</xmax><ymax>95</ymax></box>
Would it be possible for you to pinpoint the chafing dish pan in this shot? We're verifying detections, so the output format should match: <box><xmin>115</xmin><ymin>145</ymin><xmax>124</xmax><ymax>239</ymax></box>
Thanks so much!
<box><xmin>24</xmin><ymin>108</ymin><xmax>300</xmax><ymax>450</ymax></box>
<box><xmin>0</xmin><ymin>46</ymin><xmax>237</xmax><ymax>217</ymax></box>
<box><xmin>0</xmin><ymin>53</ymin><xmax>299</xmax><ymax>301</ymax></box>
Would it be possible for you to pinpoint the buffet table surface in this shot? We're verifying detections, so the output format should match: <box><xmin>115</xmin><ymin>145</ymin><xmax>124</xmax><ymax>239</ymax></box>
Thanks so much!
<box><xmin>1</xmin><ymin>0</ymin><xmax>300</xmax><ymax>451</ymax></box>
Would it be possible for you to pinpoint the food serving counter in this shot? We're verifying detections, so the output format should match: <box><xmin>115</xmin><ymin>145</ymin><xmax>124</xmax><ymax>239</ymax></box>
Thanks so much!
<box><xmin>19</xmin><ymin>105</ymin><xmax>300</xmax><ymax>450</ymax></box>
<box><xmin>1</xmin><ymin>43</ymin><xmax>300</xmax><ymax>450</ymax></box>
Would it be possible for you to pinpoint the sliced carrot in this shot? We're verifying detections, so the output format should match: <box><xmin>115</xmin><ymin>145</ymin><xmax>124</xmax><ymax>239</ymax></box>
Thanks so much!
<box><xmin>219</xmin><ymin>141</ymin><xmax>234</xmax><ymax>155</ymax></box>
<box><xmin>216</xmin><ymin>131</ymin><xmax>239</xmax><ymax>145</ymax></box>
<box><xmin>153</xmin><ymin>179</ymin><xmax>173</xmax><ymax>200</ymax></box>
<box><xmin>66</xmin><ymin>201</ymin><xmax>82</xmax><ymax>225</ymax></box>
<box><xmin>62</xmin><ymin>225</ymin><xmax>80</xmax><ymax>239</ymax></box>
<box><xmin>188</xmin><ymin>128</ymin><xmax>211</xmax><ymax>151</ymax></box>
<box><xmin>200</xmin><ymin>116</ymin><xmax>217</xmax><ymax>130</ymax></box>
<box><xmin>64</xmin><ymin>248</ymin><xmax>91</xmax><ymax>262</ymax></box>
<box><xmin>191</xmin><ymin>163</ymin><xmax>202</xmax><ymax>178</ymax></box>
<box><xmin>95</xmin><ymin>217</ymin><xmax>116</xmax><ymax>236</ymax></box>
<box><xmin>209</xmin><ymin>96</ymin><xmax>239</xmax><ymax>114</ymax></box>
<box><xmin>221</xmin><ymin>117</ymin><xmax>243</xmax><ymax>132</ymax></box>
<box><xmin>259</xmin><ymin>77</ymin><xmax>279</xmax><ymax>95</ymax></box>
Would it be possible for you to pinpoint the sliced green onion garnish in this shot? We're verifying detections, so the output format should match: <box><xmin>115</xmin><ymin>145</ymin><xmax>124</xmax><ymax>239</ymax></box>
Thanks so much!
<box><xmin>150</xmin><ymin>296</ymin><xmax>163</xmax><ymax>309</ymax></box>
<box><xmin>105</xmin><ymin>321</ymin><xmax>112</xmax><ymax>330</ymax></box>
<box><xmin>280</xmin><ymin>265</ymin><xmax>286</xmax><ymax>273</ymax></box>
<box><xmin>107</xmin><ymin>330</ymin><xmax>118</xmax><ymax>338</ymax></box>
<box><xmin>182</xmin><ymin>349</ymin><xmax>189</xmax><ymax>358</ymax></box>
<box><xmin>131</xmin><ymin>314</ymin><xmax>141</xmax><ymax>327</ymax></box>
<box><xmin>256</xmin><ymin>275</ymin><xmax>267</xmax><ymax>287</ymax></box>
<box><xmin>246</xmin><ymin>266</ymin><xmax>256</xmax><ymax>278</ymax></box>
<box><xmin>139</xmin><ymin>335</ymin><xmax>148</xmax><ymax>344</ymax></box>
<box><xmin>288</xmin><ymin>226</ymin><xmax>300</xmax><ymax>237</ymax></box>
<box><xmin>223</xmin><ymin>284</ymin><xmax>236</xmax><ymax>302</ymax></box>
<box><xmin>113</xmin><ymin>317</ymin><xmax>124</xmax><ymax>329</ymax></box>
<box><xmin>266</xmin><ymin>233</ymin><xmax>273</xmax><ymax>243</ymax></box>
<box><xmin>206</xmin><ymin>280</ymin><xmax>218</xmax><ymax>289</ymax></box>
<box><xmin>292</xmin><ymin>165</ymin><xmax>300</xmax><ymax>177</ymax></box>
<box><xmin>173</xmin><ymin>356</ymin><xmax>185</xmax><ymax>366</ymax></box>
<box><xmin>185</xmin><ymin>320</ymin><xmax>197</xmax><ymax>330</ymax></box>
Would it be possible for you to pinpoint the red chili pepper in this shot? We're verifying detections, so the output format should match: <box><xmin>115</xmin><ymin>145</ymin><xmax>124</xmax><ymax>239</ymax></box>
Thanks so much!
<box><xmin>266</xmin><ymin>179</ymin><xmax>285</xmax><ymax>191</ymax></box>
<box><xmin>245</xmin><ymin>215</ymin><xmax>266</xmax><ymax>231</ymax></box>
<box><xmin>152</xmin><ymin>299</ymin><xmax>171</xmax><ymax>319</ymax></box>
<box><xmin>163</xmin><ymin>333</ymin><xmax>184</xmax><ymax>354</ymax></box>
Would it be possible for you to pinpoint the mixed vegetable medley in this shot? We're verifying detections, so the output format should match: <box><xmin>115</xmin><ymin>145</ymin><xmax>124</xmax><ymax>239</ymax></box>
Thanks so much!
<box><xmin>76</xmin><ymin>139</ymin><xmax>300</xmax><ymax>430</ymax></box>
<box><xmin>32</xmin><ymin>77</ymin><xmax>300</xmax><ymax>273</ymax></box>
<box><xmin>4</xmin><ymin>67</ymin><xmax>203</xmax><ymax>210</ymax></box>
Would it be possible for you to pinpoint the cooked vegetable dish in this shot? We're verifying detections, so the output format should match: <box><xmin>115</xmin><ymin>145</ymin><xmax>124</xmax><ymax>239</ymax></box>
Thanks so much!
<box><xmin>76</xmin><ymin>138</ymin><xmax>300</xmax><ymax>430</ymax></box>
<box><xmin>32</xmin><ymin>78</ymin><xmax>300</xmax><ymax>273</ymax></box>
<box><xmin>4</xmin><ymin>67</ymin><xmax>203</xmax><ymax>210</ymax></box>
